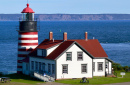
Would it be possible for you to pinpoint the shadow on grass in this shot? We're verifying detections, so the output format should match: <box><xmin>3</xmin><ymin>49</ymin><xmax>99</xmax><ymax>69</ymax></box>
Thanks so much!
<box><xmin>0</xmin><ymin>73</ymin><xmax>43</xmax><ymax>82</ymax></box>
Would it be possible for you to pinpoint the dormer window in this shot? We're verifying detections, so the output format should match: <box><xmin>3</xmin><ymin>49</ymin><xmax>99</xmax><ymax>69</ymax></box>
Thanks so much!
<box><xmin>37</xmin><ymin>49</ymin><xmax>46</xmax><ymax>56</ymax></box>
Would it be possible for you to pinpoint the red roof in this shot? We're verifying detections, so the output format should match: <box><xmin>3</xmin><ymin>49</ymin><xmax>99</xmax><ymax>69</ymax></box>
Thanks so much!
<box><xmin>46</xmin><ymin>41</ymin><xmax>74</xmax><ymax>60</ymax></box>
<box><xmin>37</xmin><ymin>39</ymin><xmax>63</xmax><ymax>49</ymax></box>
<box><xmin>69</xmin><ymin>39</ymin><xmax>108</xmax><ymax>57</ymax></box>
<box><xmin>21</xmin><ymin>3</ymin><xmax>35</xmax><ymax>13</ymax></box>
<box><xmin>29</xmin><ymin>39</ymin><xmax>108</xmax><ymax>60</ymax></box>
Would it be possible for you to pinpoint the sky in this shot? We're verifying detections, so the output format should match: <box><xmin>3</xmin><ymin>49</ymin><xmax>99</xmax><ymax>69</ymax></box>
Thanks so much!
<box><xmin>0</xmin><ymin>0</ymin><xmax>130</xmax><ymax>14</ymax></box>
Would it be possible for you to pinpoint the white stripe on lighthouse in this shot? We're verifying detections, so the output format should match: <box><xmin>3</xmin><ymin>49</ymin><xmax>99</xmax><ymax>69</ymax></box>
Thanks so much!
<box><xmin>18</xmin><ymin>40</ymin><xmax>38</xmax><ymax>43</ymax></box>
<box><xmin>17</xmin><ymin>32</ymin><xmax>38</xmax><ymax>74</ymax></box>
<box><xmin>19</xmin><ymin>35</ymin><xmax>38</xmax><ymax>38</ymax></box>
<box><xmin>17</xmin><ymin>68</ymin><xmax>22</xmax><ymax>71</ymax></box>
<box><xmin>18</xmin><ymin>46</ymin><xmax>37</xmax><ymax>49</ymax></box>
<box><xmin>17</xmin><ymin>57</ymin><xmax>26</xmax><ymax>60</ymax></box>
<box><xmin>17</xmin><ymin>63</ymin><xmax>23</xmax><ymax>66</ymax></box>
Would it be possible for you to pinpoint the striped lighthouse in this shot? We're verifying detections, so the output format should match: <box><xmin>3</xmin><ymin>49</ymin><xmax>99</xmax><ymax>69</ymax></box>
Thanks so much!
<box><xmin>17</xmin><ymin>3</ymin><xmax>39</xmax><ymax>73</ymax></box>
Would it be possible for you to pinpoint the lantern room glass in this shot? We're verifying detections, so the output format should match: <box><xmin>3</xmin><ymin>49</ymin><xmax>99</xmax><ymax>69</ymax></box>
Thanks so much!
<box><xmin>22</xmin><ymin>13</ymin><xmax>34</xmax><ymax>21</ymax></box>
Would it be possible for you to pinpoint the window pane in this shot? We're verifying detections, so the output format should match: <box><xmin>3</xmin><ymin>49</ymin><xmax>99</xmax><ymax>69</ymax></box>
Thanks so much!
<box><xmin>42</xmin><ymin>63</ymin><xmax>45</xmax><ymax>72</ymax></box>
<box><xmin>93</xmin><ymin>62</ymin><xmax>95</xmax><ymax>71</ymax></box>
<box><xmin>62</xmin><ymin>65</ymin><xmax>68</xmax><ymax>74</ymax></box>
<box><xmin>31</xmin><ymin>61</ymin><xmax>34</xmax><ymax>70</ymax></box>
<box><xmin>52</xmin><ymin>64</ymin><xmax>55</xmax><ymax>74</ymax></box>
<box><xmin>98</xmin><ymin>63</ymin><xmax>103</xmax><ymax>71</ymax></box>
<box><xmin>48</xmin><ymin>64</ymin><xmax>51</xmax><ymax>73</ymax></box>
<box><xmin>78</xmin><ymin>52</ymin><xmax>83</xmax><ymax>60</ymax></box>
<box><xmin>81</xmin><ymin>64</ymin><xmax>87</xmax><ymax>73</ymax></box>
<box><xmin>66</xmin><ymin>52</ymin><xmax>72</xmax><ymax>61</ymax></box>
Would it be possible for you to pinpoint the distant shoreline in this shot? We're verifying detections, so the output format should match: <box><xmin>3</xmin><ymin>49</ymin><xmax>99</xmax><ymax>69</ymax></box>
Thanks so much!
<box><xmin>0</xmin><ymin>14</ymin><xmax>130</xmax><ymax>21</ymax></box>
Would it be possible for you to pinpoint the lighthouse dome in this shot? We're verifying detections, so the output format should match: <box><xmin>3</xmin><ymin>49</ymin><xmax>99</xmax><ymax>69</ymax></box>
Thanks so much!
<box><xmin>21</xmin><ymin>3</ymin><xmax>35</xmax><ymax>13</ymax></box>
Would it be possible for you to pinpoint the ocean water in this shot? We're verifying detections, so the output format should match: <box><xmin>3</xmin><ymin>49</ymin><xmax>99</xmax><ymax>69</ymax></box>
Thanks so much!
<box><xmin>0</xmin><ymin>21</ymin><xmax>130</xmax><ymax>73</ymax></box>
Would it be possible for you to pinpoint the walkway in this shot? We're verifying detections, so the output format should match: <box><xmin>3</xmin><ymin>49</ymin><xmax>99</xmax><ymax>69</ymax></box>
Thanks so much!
<box><xmin>103</xmin><ymin>82</ymin><xmax>130</xmax><ymax>85</ymax></box>
<box><xmin>40</xmin><ymin>82</ymin><xmax>130</xmax><ymax>85</ymax></box>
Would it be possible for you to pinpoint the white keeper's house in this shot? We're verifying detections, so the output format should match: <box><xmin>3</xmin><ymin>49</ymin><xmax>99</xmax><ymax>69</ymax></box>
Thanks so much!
<box><xmin>22</xmin><ymin>32</ymin><xmax>113</xmax><ymax>81</ymax></box>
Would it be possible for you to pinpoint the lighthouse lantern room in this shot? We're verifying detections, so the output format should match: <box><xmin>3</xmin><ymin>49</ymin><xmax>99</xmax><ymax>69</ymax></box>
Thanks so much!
<box><xmin>17</xmin><ymin>3</ymin><xmax>39</xmax><ymax>73</ymax></box>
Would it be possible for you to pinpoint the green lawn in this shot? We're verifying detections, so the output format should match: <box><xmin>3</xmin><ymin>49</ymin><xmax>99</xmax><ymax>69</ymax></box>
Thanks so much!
<box><xmin>0</xmin><ymin>72</ymin><xmax>130</xmax><ymax>85</ymax></box>
<box><xmin>56</xmin><ymin>71</ymin><xmax>130</xmax><ymax>84</ymax></box>
<box><xmin>0</xmin><ymin>73</ymin><xmax>44</xmax><ymax>85</ymax></box>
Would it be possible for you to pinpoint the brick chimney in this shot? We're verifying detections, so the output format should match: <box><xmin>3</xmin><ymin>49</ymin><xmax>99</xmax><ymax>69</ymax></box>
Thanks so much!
<box><xmin>85</xmin><ymin>32</ymin><xmax>88</xmax><ymax>40</ymax></box>
<box><xmin>63</xmin><ymin>32</ymin><xmax>67</xmax><ymax>41</ymax></box>
<box><xmin>49</xmin><ymin>32</ymin><xmax>53</xmax><ymax>40</ymax></box>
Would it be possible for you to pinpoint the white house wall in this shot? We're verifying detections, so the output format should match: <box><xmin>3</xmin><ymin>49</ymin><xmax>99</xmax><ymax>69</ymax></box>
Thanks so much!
<box><xmin>93</xmin><ymin>59</ymin><xmax>105</xmax><ymax>76</ymax></box>
<box><xmin>56</xmin><ymin>44</ymin><xmax>93</xmax><ymax>79</ymax></box>
<box><xmin>47</xmin><ymin>45</ymin><xmax>60</xmax><ymax>56</ymax></box>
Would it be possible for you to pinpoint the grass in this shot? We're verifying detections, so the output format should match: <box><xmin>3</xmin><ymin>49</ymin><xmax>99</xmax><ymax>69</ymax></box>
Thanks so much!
<box><xmin>0</xmin><ymin>71</ymin><xmax>130</xmax><ymax>85</ymax></box>
<box><xmin>0</xmin><ymin>73</ymin><xmax>44</xmax><ymax>85</ymax></box>
<box><xmin>56</xmin><ymin>71</ymin><xmax>130</xmax><ymax>84</ymax></box>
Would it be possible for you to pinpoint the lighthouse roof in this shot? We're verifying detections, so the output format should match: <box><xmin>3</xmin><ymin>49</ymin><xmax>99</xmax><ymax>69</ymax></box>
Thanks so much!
<box><xmin>21</xmin><ymin>3</ymin><xmax>35</xmax><ymax>13</ymax></box>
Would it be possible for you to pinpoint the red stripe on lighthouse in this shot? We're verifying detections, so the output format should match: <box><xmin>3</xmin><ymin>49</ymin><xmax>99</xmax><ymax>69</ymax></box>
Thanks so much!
<box><xmin>17</xmin><ymin>66</ymin><xmax>22</xmax><ymax>68</ymax></box>
<box><xmin>17</xmin><ymin>71</ymin><xmax>22</xmax><ymax>74</ymax></box>
<box><xmin>17</xmin><ymin>32</ymin><xmax>38</xmax><ymax>74</ymax></box>
<box><xmin>18</xmin><ymin>49</ymin><xmax>34</xmax><ymax>51</ymax></box>
<box><xmin>18</xmin><ymin>60</ymin><xmax>23</xmax><ymax>63</ymax></box>
<box><xmin>19</xmin><ymin>32</ymin><xmax>38</xmax><ymax>35</ymax></box>
<box><xmin>18</xmin><ymin>54</ymin><xmax>28</xmax><ymax>57</ymax></box>
<box><xmin>18</xmin><ymin>43</ymin><xmax>38</xmax><ymax>46</ymax></box>
<box><xmin>18</xmin><ymin>38</ymin><xmax>38</xmax><ymax>40</ymax></box>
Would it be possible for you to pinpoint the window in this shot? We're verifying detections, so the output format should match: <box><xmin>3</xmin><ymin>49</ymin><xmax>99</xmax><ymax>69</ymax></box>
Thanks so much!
<box><xmin>77</xmin><ymin>52</ymin><xmax>83</xmax><ymax>60</ymax></box>
<box><xmin>62</xmin><ymin>64</ymin><xmax>68</xmax><ymax>74</ymax></box>
<box><xmin>66</xmin><ymin>52</ymin><xmax>72</xmax><ymax>61</ymax></box>
<box><xmin>26</xmin><ymin>63</ymin><xmax>28</xmax><ymax>70</ymax></box>
<box><xmin>98</xmin><ymin>62</ymin><xmax>103</xmax><ymax>71</ymax></box>
<box><xmin>37</xmin><ymin>49</ymin><xmax>42</xmax><ymax>56</ymax></box>
<box><xmin>31</xmin><ymin>61</ymin><xmax>34</xmax><ymax>70</ymax></box>
<box><xmin>81</xmin><ymin>64</ymin><xmax>87</xmax><ymax>73</ymax></box>
<box><xmin>42</xmin><ymin>63</ymin><xmax>45</xmax><ymax>72</ymax></box>
<box><xmin>42</xmin><ymin>49</ymin><xmax>46</xmax><ymax>56</ymax></box>
<box><xmin>52</xmin><ymin>64</ymin><xmax>55</xmax><ymax>74</ymax></box>
<box><xmin>35</xmin><ymin>61</ymin><xmax>38</xmax><ymax>71</ymax></box>
<box><xmin>93</xmin><ymin>62</ymin><xmax>95</xmax><ymax>72</ymax></box>
<box><xmin>106</xmin><ymin>63</ymin><xmax>108</xmax><ymax>69</ymax></box>
<box><xmin>106</xmin><ymin>64</ymin><xmax>108</xmax><ymax>68</ymax></box>
<box><xmin>39</xmin><ymin>62</ymin><xmax>41</xmax><ymax>71</ymax></box>
<box><xmin>48</xmin><ymin>64</ymin><xmax>51</xmax><ymax>73</ymax></box>
<box><xmin>37</xmin><ymin>49</ymin><xmax>46</xmax><ymax>56</ymax></box>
